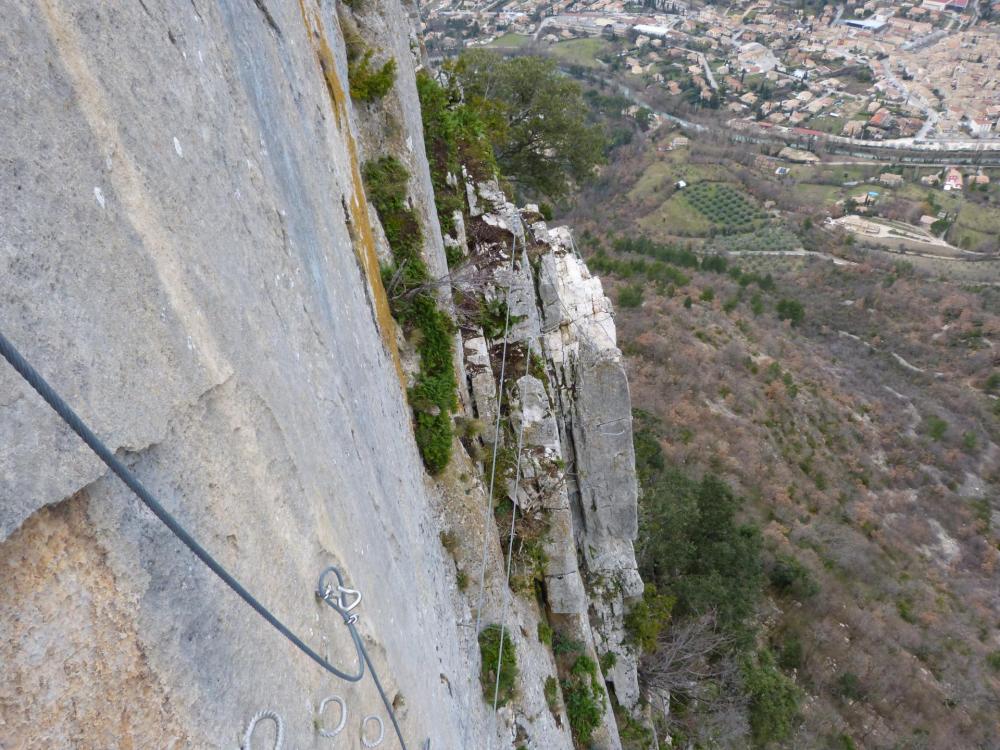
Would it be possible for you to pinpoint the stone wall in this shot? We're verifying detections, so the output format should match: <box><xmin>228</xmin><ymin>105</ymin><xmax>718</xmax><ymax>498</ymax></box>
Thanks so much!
<box><xmin>0</xmin><ymin>1</ymin><xmax>491</xmax><ymax>747</ymax></box>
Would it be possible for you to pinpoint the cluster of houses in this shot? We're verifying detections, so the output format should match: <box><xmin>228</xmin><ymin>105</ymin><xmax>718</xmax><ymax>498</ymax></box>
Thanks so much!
<box><xmin>918</xmin><ymin>167</ymin><xmax>992</xmax><ymax>190</ymax></box>
<box><xmin>853</xmin><ymin>167</ymin><xmax>989</xmax><ymax>193</ymax></box>
<box><xmin>422</xmin><ymin>0</ymin><xmax>1000</xmax><ymax>143</ymax></box>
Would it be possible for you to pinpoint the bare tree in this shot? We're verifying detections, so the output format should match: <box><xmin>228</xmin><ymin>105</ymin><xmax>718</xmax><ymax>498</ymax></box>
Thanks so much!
<box><xmin>383</xmin><ymin>256</ymin><xmax>498</xmax><ymax>328</ymax></box>
<box><xmin>640</xmin><ymin>612</ymin><xmax>750</xmax><ymax>748</ymax></box>
<box><xmin>641</xmin><ymin>612</ymin><xmax>736</xmax><ymax>694</ymax></box>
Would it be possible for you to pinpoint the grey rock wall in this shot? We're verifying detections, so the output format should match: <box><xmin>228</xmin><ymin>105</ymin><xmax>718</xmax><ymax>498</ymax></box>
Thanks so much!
<box><xmin>0</xmin><ymin>4</ymin><xmax>648</xmax><ymax>749</ymax></box>
<box><xmin>0</xmin><ymin>1</ymin><xmax>493</xmax><ymax>747</ymax></box>
<box><xmin>534</xmin><ymin>227</ymin><xmax>646</xmax><ymax>718</ymax></box>
<box><xmin>458</xmin><ymin>181</ymin><xmax>647</xmax><ymax>749</ymax></box>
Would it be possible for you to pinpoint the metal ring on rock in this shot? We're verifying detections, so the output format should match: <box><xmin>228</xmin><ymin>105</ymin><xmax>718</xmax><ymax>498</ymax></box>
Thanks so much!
<box><xmin>361</xmin><ymin>715</ymin><xmax>385</xmax><ymax>748</ymax></box>
<box><xmin>317</xmin><ymin>695</ymin><xmax>348</xmax><ymax>738</ymax></box>
<box><xmin>242</xmin><ymin>709</ymin><xmax>284</xmax><ymax>750</ymax></box>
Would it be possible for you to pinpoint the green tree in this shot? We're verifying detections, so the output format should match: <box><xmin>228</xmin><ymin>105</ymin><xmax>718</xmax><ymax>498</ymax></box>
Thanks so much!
<box><xmin>743</xmin><ymin>649</ymin><xmax>801</xmax><ymax>746</ymax></box>
<box><xmin>768</xmin><ymin>554</ymin><xmax>819</xmax><ymax>600</ymax></box>
<box><xmin>924</xmin><ymin>414</ymin><xmax>948</xmax><ymax>441</ymax></box>
<box><xmin>416</xmin><ymin>70</ymin><xmax>496</xmax><ymax>238</ymax></box>
<box><xmin>776</xmin><ymin>298</ymin><xmax>805</xmax><ymax>326</ymax></box>
<box><xmin>618</xmin><ymin>284</ymin><xmax>643</xmax><ymax>308</ymax></box>
<box><xmin>624</xmin><ymin>583</ymin><xmax>675</xmax><ymax>652</ymax></box>
<box><xmin>447</xmin><ymin>51</ymin><xmax>606</xmax><ymax>199</ymax></box>
<box><xmin>634</xmin><ymin>420</ymin><xmax>764</xmax><ymax>641</ymax></box>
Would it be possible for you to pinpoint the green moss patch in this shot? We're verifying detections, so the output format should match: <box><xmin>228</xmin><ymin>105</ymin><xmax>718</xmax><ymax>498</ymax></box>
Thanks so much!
<box><xmin>364</xmin><ymin>156</ymin><xmax>457</xmax><ymax>474</ymax></box>
<box><xmin>347</xmin><ymin>43</ymin><xmax>396</xmax><ymax>102</ymax></box>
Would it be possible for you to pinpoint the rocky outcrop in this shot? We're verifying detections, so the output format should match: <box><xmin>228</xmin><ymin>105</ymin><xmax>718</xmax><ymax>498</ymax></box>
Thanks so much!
<box><xmin>457</xmin><ymin>181</ymin><xmax>646</xmax><ymax>748</ymax></box>
<box><xmin>536</xmin><ymin>231</ymin><xmax>646</xmax><ymax>714</ymax></box>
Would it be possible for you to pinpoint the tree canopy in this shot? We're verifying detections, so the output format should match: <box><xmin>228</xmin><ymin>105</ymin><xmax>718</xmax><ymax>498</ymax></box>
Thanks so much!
<box><xmin>446</xmin><ymin>50</ymin><xmax>606</xmax><ymax>200</ymax></box>
<box><xmin>633</xmin><ymin>411</ymin><xmax>800</xmax><ymax>746</ymax></box>
<box><xmin>634</xmin><ymin>431</ymin><xmax>765</xmax><ymax>642</ymax></box>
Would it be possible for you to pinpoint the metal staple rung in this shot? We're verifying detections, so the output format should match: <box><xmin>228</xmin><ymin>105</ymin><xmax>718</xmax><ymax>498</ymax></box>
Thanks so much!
<box><xmin>361</xmin><ymin>715</ymin><xmax>385</xmax><ymax>748</ymax></box>
<box><xmin>242</xmin><ymin>709</ymin><xmax>284</xmax><ymax>750</ymax></box>
<box><xmin>317</xmin><ymin>695</ymin><xmax>347</xmax><ymax>738</ymax></box>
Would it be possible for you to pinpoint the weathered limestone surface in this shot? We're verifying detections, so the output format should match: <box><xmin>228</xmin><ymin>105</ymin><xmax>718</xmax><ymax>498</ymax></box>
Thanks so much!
<box><xmin>0</xmin><ymin>2</ymin><xmax>495</xmax><ymax>747</ymax></box>
<box><xmin>460</xmin><ymin>181</ymin><xmax>647</xmax><ymax>749</ymax></box>
<box><xmin>533</xmin><ymin>222</ymin><xmax>646</xmax><ymax>716</ymax></box>
<box><xmin>0</xmin><ymin>4</ymin><xmax>647</xmax><ymax>748</ymax></box>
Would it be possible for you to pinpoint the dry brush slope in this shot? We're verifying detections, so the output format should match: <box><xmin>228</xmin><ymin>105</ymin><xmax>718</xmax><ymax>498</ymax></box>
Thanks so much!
<box><xmin>601</xmin><ymin>253</ymin><xmax>1000</xmax><ymax>747</ymax></box>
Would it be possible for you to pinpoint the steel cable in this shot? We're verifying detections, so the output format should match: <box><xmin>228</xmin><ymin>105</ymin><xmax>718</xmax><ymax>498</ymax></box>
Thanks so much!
<box><xmin>0</xmin><ymin>332</ymin><xmax>409</xmax><ymax>749</ymax></box>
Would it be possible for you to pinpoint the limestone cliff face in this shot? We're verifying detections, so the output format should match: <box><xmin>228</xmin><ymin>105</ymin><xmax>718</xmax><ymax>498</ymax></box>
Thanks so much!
<box><xmin>1</xmin><ymin>2</ymin><xmax>475</xmax><ymax>746</ymax></box>
<box><xmin>456</xmin><ymin>181</ymin><xmax>645</xmax><ymax>749</ymax></box>
<box><xmin>0</xmin><ymin>2</ymin><xmax>644</xmax><ymax>749</ymax></box>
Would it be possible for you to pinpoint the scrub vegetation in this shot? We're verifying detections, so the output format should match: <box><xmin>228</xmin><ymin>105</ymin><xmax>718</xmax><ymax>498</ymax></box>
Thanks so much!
<box><xmin>363</xmin><ymin>156</ymin><xmax>457</xmax><ymax>474</ymax></box>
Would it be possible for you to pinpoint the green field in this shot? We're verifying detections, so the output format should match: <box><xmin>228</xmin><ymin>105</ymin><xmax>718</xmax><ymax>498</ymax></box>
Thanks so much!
<box><xmin>952</xmin><ymin>226</ymin><xmax>993</xmax><ymax>250</ymax></box>
<box><xmin>955</xmin><ymin>201</ymin><xmax>1000</xmax><ymax>234</ymax></box>
<box><xmin>544</xmin><ymin>38</ymin><xmax>612</xmax><ymax>69</ymax></box>
<box><xmin>791</xmin><ymin>182</ymin><xmax>843</xmax><ymax>205</ymax></box>
<box><xmin>636</xmin><ymin>181</ymin><xmax>769</xmax><ymax>238</ymax></box>
<box><xmin>941</xmin><ymin>199</ymin><xmax>1000</xmax><ymax>250</ymax></box>
<box><xmin>628</xmin><ymin>161</ymin><xmax>677</xmax><ymax>202</ymax></box>
<box><xmin>628</xmin><ymin>157</ymin><xmax>733</xmax><ymax>202</ymax></box>
<box><xmin>486</xmin><ymin>33</ymin><xmax>533</xmax><ymax>50</ymax></box>
<box><xmin>803</xmin><ymin>115</ymin><xmax>844</xmax><ymax>135</ymax></box>
<box><xmin>789</xmin><ymin>164</ymin><xmax>876</xmax><ymax>183</ymax></box>
<box><xmin>708</xmin><ymin>226</ymin><xmax>802</xmax><ymax>253</ymax></box>
<box><xmin>639</xmin><ymin>193</ymin><xmax>713</xmax><ymax>237</ymax></box>
<box><xmin>895</xmin><ymin>182</ymin><xmax>936</xmax><ymax>202</ymax></box>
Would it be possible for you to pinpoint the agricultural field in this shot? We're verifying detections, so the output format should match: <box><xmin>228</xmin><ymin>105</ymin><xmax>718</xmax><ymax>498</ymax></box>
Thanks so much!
<box><xmin>638</xmin><ymin>192</ymin><xmax>713</xmax><ymax>237</ymax></box>
<box><xmin>544</xmin><ymin>38</ymin><xmax>613</xmax><ymax>69</ymax></box>
<box><xmin>707</xmin><ymin>225</ymin><xmax>802</xmax><ymax>253</ymax></box>
<box><xmin>681</xmin><ymin>183</ymin><xmax>767</xmax><ymax>234</ymax></box>
<box><xmin>788</xmin><ymin>163</ymin><xmax>876</xmax><ymax>184</ymax></box>
<box><xmin>628</xmin><ymin>144</ymin><xmax>732</xmax><ymax>203</ymax></box>
<box><xmin>627</xmin><ymin>156</ymin><xmax>732</xmax><ymax>203</ymax></box>
<box><xmin>952</xmin><ymin>201</ymin><xmax>1000</xmax><ymax>251</ymax></box>
<box><xmin>485</xmin><ymin>33</ymin><xmax>532</xmax><ymax>50</ymax></box>
<box><xmin>787</xmin><ymin>182</ymin><xmax>843</xmax><ymax>206</ymax></box>
<box><xmin>627</xmin><ymin>160</ymin><xmax>679</xmax><ymax>203</ymax></box>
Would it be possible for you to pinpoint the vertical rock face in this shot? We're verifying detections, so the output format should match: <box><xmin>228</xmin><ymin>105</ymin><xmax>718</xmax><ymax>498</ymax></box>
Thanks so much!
<box><xmin>535</xmin><ymin>228</ymin><xmax>647</xmax><ymax>717</ymax></box>
<box><xmin>0</xmin><ymin>1</ymin><xmax>488</xmax><ymax>747</ymax></box>
<box><xmin>0</xmin><ymin>3</ymin><xmax>645</xmax><ymax>749</ymax></box>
